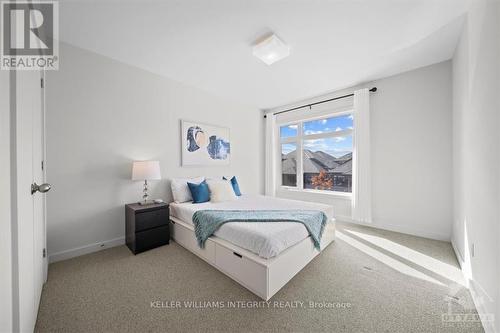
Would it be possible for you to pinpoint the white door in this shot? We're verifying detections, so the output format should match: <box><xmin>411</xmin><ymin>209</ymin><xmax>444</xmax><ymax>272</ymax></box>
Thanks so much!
<box><xmin>16</xmin><ymin>69</ymin><xmax>48</xmax><ymax>332</ymax></box>
<box><xmin>32</xmin><ymin>70</ymin><xmax>47</xmax><ymax>312</ymax></box>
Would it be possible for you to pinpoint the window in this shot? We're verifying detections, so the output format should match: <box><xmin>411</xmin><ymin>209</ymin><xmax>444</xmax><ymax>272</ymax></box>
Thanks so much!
<box><xmin>280</xmin><ymin>124</ymin><xmax>298</xmax><ymax>138</ymax></box>
<box><xmin>279</xmin><ymin>112</ymin><xmax>353</xmax><ymax>193</ymax></box>
<box><xmin>281</xmin><ymin>143</ymin><xmax>297</xmax><ymax>186</ymax></box>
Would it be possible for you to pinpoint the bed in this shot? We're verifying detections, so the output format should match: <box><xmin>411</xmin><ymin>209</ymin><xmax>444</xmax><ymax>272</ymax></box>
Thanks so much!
<box><xmin>169</xmin><ymin>194</ymin><xmax>336</xmax><ymax>300</ymax></box>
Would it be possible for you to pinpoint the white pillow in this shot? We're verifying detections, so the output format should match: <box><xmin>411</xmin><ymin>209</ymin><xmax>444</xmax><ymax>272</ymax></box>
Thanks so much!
<box><xmin>170</xmin><ymin>176</ymin><xmax>205</xmax><ymax>203</ymax></box>
<box><xmin>207</xmin><ymin>180</ymin><xmax>237</xmax><ymax>203</ymax></box>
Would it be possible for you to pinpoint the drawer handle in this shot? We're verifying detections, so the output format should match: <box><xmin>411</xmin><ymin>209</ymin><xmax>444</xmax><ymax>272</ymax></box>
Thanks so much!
<box><xmin>233</xmin><ymin>252</ymin><xmax>242</xmax><ymax>258</ymax></box>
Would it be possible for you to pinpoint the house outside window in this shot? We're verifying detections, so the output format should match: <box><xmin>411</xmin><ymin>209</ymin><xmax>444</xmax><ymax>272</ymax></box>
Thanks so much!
<box><xmin>279</xmin><ymin>112</ymin><xmax>353</xmax><ymax>194</ymax></box>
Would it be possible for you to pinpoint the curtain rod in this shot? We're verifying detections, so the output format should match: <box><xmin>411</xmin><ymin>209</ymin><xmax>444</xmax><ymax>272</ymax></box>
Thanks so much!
<box><xmin>263</xmin><ymin>87</ymin><xmax>377</xmax><ymax>118</ymax></box>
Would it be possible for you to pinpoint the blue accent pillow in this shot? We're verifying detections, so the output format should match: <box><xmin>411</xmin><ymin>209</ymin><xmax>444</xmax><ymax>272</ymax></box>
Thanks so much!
<box><xmin>223</xmin><ymin>176</ymin><xmax>242</xmax><ymax>196</ymax></box>
<box><xmin>187</xmin><ymin>180</ymin><xmax>210</xmax><ymax>203</ymax></box>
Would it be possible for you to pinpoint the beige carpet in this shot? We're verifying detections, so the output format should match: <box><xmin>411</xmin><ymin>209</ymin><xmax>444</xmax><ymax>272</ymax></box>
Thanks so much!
<box><xmin>35</xmin><ymin>222</ymin><xmax>483</xmax><ymax>332</ymax></box>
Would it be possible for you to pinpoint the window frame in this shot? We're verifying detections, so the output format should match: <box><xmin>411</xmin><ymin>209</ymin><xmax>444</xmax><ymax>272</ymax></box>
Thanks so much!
<box><xmin>277</xmin><ymin>109</ymin><xmax>354</xmax><ymax>196</ymax></box>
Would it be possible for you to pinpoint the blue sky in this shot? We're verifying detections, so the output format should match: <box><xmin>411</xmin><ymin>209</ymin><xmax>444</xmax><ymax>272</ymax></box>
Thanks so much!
<box><xmin>281</xmin><ymin>114</ymin><xmax>353</xmax><ymax>157</ymax></box>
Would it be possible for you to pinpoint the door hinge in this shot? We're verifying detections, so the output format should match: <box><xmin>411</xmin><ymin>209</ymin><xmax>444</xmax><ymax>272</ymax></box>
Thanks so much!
<box><xmin>41</xmin><ymin>78</ymin><xmax>44</xmax><ymax>88</ymax></box>
<box><xmin>42</xmin><ymin>248</ymin><xmax>46</xmax><ymax>258</ymax></box>
<box><xmin>41</xmin><ymin>160</ymin><xmax>44</xmax><ymax>171</ymax></box>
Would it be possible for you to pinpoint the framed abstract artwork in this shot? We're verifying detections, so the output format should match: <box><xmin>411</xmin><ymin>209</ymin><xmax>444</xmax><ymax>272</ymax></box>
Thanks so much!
<box><xmin>181</xmin><ymin>120</ymin><xmax>231</xmax><ymax>166</ymax></box>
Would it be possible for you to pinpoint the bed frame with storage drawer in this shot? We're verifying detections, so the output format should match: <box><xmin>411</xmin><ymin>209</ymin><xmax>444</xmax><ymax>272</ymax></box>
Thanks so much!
<box><xmin>169</xmin><ymin>215</ymin><xmax>335</xmax><ymax>300</ymax></box>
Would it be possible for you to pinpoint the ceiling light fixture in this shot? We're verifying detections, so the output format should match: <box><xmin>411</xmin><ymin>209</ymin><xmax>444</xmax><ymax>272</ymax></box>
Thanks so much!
<box><xmin>253</xmin><ymin>34</ymin><xmax>290</xmax><ymax>65</ymax></box>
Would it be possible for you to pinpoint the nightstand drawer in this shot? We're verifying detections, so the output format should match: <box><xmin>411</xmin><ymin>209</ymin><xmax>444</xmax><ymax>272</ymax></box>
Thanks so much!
<box><xmin>135</xmin><ymin>225</ymin><xmax>169</xmax><ymax>253</ymax></box>
<box><xmin>126</xmin><ymin>202</ymin><xmax>169</xmax><ymax>255</ymax></box>
<box><xmin>135</xmin><ymin>208</ymin><xmax>168</xmax><ymax>232</ymax></box>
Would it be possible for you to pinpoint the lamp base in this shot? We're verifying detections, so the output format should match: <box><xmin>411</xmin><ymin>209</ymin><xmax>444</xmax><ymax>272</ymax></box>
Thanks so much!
<box><xmin>139</xmin><ymin>180</ymin><xmax>150</xmax><ymax>205</ymax></box>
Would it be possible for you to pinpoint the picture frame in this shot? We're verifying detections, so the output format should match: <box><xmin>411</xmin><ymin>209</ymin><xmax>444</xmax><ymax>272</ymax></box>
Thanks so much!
<box><xmin>181</xmin><ymin>120</ymin><xmax>231</xmax><ymax>166</ymax></box>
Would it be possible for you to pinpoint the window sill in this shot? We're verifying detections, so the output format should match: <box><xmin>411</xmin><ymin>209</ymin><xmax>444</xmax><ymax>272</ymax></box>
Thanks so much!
<box><xmin>278</xmin><ymin>187</ymin><xmax>352</xmax><ymax>200</ymax></box>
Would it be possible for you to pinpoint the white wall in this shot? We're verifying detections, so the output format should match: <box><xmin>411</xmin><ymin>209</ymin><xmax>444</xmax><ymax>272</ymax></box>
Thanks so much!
<box><xmin>370</xmin><ymin>61</ymin><xmax>453</xmax><ymax>241</ymax></box>
<box><xmin>0</xmin><ymin>68</ymin><xmax>13</xmax><ymax>333</ymax></box>
<box><xmin>268</xmin><ymin>61</ymin><xmax>453</xmax><ymax>241</ymax></box>
<box><xmin>451</xmin><ymin>1</ymin><xmax>500</xmax><ymax>332</ymax></box>
<box><xmin>46</xmin><ymin>42</ymin><xmax>263</xmax><ymax>260</ymax></box>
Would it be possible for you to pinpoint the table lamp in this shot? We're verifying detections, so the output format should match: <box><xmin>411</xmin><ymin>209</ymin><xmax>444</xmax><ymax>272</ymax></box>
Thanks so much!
<box><xmin>132</xmin><ymin>160</ymin><xmax>161</xmax><ymax>205</ymax></box>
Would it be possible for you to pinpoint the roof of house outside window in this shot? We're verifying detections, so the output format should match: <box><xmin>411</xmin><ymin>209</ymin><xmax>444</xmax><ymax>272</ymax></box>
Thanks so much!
<box><xmin>282</xmin><ymin>150</ymin><xmax>352</xmax><ymax>175</ymax></box>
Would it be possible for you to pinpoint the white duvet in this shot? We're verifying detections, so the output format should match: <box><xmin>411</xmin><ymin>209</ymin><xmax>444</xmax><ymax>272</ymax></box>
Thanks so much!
<box><xmin>169</xmin><ymin>194</ymin><xmax>334</xmax><ymax>259</ymax></box>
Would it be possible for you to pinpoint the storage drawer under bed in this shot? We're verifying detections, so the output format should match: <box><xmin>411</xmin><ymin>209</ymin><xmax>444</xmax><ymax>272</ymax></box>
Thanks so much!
<box><xmin>215</xmin><ymin>244</ymin><xmax>267</xmax><ymax>297</ymax></box>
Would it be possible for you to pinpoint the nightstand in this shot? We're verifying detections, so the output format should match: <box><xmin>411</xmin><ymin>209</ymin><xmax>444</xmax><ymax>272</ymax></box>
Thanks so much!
<box><xmin>125</xmin><ymin>203</ymin><xmax>169</xmax><ymax>254</ymax></box>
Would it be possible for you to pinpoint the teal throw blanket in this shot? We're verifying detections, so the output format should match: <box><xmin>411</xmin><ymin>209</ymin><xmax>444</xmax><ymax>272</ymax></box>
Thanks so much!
<box><xmin>192</xmin><ymin>210</ymin><xmax>328</xmax><ymax>250</ymax></box>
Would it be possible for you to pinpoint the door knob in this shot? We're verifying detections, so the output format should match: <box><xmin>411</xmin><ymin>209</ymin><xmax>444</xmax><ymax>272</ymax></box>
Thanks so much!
<box><xmin>31</xmin><ymin>182</ymin><xmax>51</xmax><ymax>195</ymax></box>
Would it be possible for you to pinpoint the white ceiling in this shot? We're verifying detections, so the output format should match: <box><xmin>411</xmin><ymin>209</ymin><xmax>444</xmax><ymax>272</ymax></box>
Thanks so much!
<box><xmin>59</xmin><ymin>0</ymin><xmax>468</xmax><ymax>109</ymax></box>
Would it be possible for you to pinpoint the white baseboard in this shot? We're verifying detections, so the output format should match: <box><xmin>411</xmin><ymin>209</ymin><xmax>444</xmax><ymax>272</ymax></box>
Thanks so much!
<box><xmin>469</xmin><ymin>279</ymin><xmax>496</xmax><ymax>333</ymax></box>
<box><xmin>335</xmin><ymin>215</ymin><xmax>450</xmax><ymax>241</ymax></box>
<box><xmin>451</xmin><ymin>239</ymin><xmax>465</xmax><ymax>269</ymax></box>
<box><xmin>48</xmin><ymin>236</ymin><xmax>125</xmax><ymax>263</ymax></box>
<box><xmin>451</xmin><ymin>239</ymin><xmax>496</xmax><ymax>333</ymax></box>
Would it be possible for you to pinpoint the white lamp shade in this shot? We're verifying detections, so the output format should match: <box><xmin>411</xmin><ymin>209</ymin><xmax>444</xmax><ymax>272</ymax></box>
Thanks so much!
<box><xmin>131</xmin><ymin>160</ymin><xmax>161</xmax><ymax>181</ymax></box>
